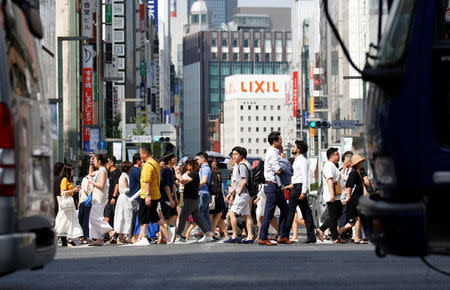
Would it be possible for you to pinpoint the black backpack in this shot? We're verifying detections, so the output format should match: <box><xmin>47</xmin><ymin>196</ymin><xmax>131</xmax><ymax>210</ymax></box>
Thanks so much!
<box><xmin>241</xmin><ymin>163</ymin><xmax>258</xmax><ymax>197</ymax></box>
<box><xmin>208</xmin><ymin>170</ymin><xmax>222</xmax><ymax>195</ymax></box>
<box><xmin>252</xmin><ymin>160</ymin><xmax>265</xmax><ymax>185</ymax></box>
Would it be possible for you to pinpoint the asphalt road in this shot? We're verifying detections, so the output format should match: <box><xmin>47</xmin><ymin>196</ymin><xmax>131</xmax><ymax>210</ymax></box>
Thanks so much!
<box><xmin>2</xmin><ymin>241</ymin><xmax>450</xmax><ymax>289</ymax></box>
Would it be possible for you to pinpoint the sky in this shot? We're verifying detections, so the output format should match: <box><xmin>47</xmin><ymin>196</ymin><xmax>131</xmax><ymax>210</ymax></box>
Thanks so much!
<box><xmin>238</xmin><ymin>0</ymin><xmax>292</xmax><ymax>8</ymax></box>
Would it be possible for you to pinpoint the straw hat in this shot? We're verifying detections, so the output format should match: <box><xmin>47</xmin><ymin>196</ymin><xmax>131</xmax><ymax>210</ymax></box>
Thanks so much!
<box><xmin>351</xmin><ymin>154</ymin><xmax>366</xmax><ymax>167</ymax></box>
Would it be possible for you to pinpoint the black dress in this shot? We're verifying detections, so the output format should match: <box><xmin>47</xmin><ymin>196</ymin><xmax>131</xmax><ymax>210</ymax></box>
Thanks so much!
<box><xmin>345</xmin><ymin>169</ymin><xmax>364</xmax><ymax>222</ymax></box>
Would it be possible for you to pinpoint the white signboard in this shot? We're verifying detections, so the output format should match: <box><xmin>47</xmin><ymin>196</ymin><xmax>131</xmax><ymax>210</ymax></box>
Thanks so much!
<box><xmin>131</xmin><ymin>135</ymin><xmax>154</xmax><ymax>143</ymax></box>
<box><xmin>81</xmin><ymin>0</ymin><xmax>94</xmax><ymax>38</ymax></box>
<box><xmin>225</xmin><ymin>74</ymin><xmax>290</xmax><ymax>100</ymax></box>
<box><xmin>82</xmin><ymin>45</ymin><xmax>96</xmax><ymax>69</ymax></box>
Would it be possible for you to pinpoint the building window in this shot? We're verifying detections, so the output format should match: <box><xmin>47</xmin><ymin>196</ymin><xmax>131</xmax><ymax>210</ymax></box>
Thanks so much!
<box><xmin>263</xmin><ymin>116</ymin><xmax>267</xmax><ymax>121</ymax></box>
<box><xmin>244</xmin><ymin>53</ymin><xmax>250</xmax><ymax>61</ymax></box>
<box><xmin>255</xmin><ymin>53</ymin><xmax>260</xmax><ymax>62</ymax></box>
<box><xmin>243</xmin><ymin>39</ymin><xmax>249</xmax><ymax>47</ymax></box>
<box><xmin>265</xmin><ymin>53</ymin><xmax>271</xmax><ymax>62</ymax></box>
<box><xmin>248</xmin><ymin>138</ymin><xmax>251</xmax><ymax>143</ymax></box>
<box><xmin>240</xmin><ymin>127</ymin><xmax>244</xmax><ymax>132</ymax></box>
<box><xmin>248</xmin><ymin>127</ymin><xmax>251</xmax><ymax>132</ymax></box>
<box><xmin>254</xmin><ymin>39</ymin><xmax>260</xmax><ymax>48</ymax></box>
<box><xmin>276</xmin><ymin>53</ymin><xmax>282</xmax><ymax>61</ymax></box>
<box><xmin>248</xmin><ymin>116</ymin><xmax>251</xmax><ymax>121</ymax></box>
<box><xmin>263</xmin><ymin>127</ymin><xmax>267</xmax><ymax>132</ymax></box>
<box><xmin>233</xmin><ymin>53</ymin><xmax>238</xmax><ymax>61</ymax></box>
<box><xmin>241</xmin><ymin>138</ymin><xmax>244</xmax><ymax>143</ymax></box>
<box><xmin>264</xmin><ymin>138</ymin><xmax>267</xmax><ymax>143</ymax></box>
<box><xmin>286</xmin><ymin>39</ymin><xmax>292</xmax><ymax>49</ymax></box>
<box><xmin>263</xmin><ymin>105</ymin><xmax>266</xmax><ymax>110</ymax></box>
<box><xmin>222</xmin><ymin>53</ymin><xmax>228</xmax><ymax>61</ymax></box>
<box><xmin>212</xmin><ymin>39</ymin><xmax>217</xmax><ymax>47</ymax></box>
<box><xmin>264</xmin><ymin>149</ymin><xmax>267</xmax><ymax>154</ymax></box>
<box><xmin>277</xmin><ymin>116</ymin><xmax>281</xmax><ymax>121</ymax></box>
<box><xmin>211</xmin><ymin>52</ymin><xmax>217</xmax><ymax>60</ymax></box>
<box><xmin>270</xmin><ymin>116</ymin><xmax>274</xmax><ymax>121</ymax></box>
<box><xmin>264</xmin><ymin>38</ymin><xmax>271</xmax><ymax>49</ymax></box>
<box><xmin>278</xmin><ymin>127</ymin><xmax>281</xmax><ymax>131</ymax></box>
<box><xmin>222</xmin><ymin>38</ymin><xmax>227</xmax><ymax>46</ymax></box>
<box><xmin>277</xmin><ymin>105</ymin><xmax>281</xmax><ymax>110</ymax></box>
<box><xmin>256</xmin><ymin>149</ymin><xmax>259</xmax><ymax>154</ymax></box>
<box><xmin>256</xmin><ymin>138</ymin><xmax>259</xmax><ymax>143</ymax></box>
<box><xmin>256</xmin><ymin>116</ymin><xmax>259</xmax><ymax>121</ymax></box>
<box><xmin>270</xmin><ymin>105</ymin><xmax>274</xmax><ymax>110</ymax></box>
<box><xmin>256</xmin><ymin>105</ymin><xmax>259</xmax><ymax>110</ymax></box>
<box><xmin>192</xmin><ymin>14</ymin><xmax>199</xmax><ymax>24</ymax></box>
<box><xmin>232</xmin><ymin>39</ymin><xmax>238</xmax><ymax>47</ymax></box>
<box><xmin>201</xmin><ymin>14</ymin><xmax>206</xmax><ymax>23</ymax></box>
<box><xmin>248</xmin><ymin>105</ymin><xmax>251</xmax><ymax>110</ymax></box>
<box><xmin>275</xmin><ymin>39</ymin><xmax>282</xmax><ymax>49</ymax></box>
<box><xmin>270</xmin><ymin>127</ymin><xmax>274</xmax><ymax>131</ymax></box>
<box><xmin>240</xmin><ymin>105</ymin><xmax>243</xmax><ymax>110</ymax></box>
<box><xmin>240</xmin><ymin>116</ymin><xmax>244</xmax><ymax>121</ymax></box>
<box><xmin>256</xmin><ymin>127</ymin><xmax>259</xmax><ymax>132</ymax></box>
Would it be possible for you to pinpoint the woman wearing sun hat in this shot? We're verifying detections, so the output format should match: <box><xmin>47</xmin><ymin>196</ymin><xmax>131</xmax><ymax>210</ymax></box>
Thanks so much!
<box><xmin>338</xmin><ymin>154</ymin><xmax>369</xmax><ymax>244</ymax></box>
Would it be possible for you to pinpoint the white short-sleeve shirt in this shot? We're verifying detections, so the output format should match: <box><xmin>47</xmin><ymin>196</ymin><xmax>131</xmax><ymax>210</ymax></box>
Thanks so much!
<box><xmin>322</xmin><ymin>161</ymin><xmax>341</xmax><ymax>203</ymax></box>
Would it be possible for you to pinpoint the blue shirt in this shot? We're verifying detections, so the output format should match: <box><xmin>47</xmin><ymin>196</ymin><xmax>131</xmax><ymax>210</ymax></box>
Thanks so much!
<box><xmin>129</xmin><ymin>166</ymin><xmax>141</xmax><ymax>197</ymax></box>
<box><xmin>198</xmin><ymin>164</ymin><xmax>211</xmax><ymax>194</ymax></box>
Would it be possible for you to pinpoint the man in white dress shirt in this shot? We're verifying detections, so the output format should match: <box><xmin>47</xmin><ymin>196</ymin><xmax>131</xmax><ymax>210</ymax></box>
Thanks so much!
<box><xmin>258</xmin><ymin>132</ymin><xmax>294</xmax><ymax>246</ymax></box>
<box><xmin>284</xmin><ymin>140</ymin><xmax>316</xmax><ymax>243</ymax></box>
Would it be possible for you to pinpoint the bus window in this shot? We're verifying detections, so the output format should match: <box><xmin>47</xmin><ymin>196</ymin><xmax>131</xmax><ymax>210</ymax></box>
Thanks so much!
<box><xmin>378</xmin><ymin>0</ymin><xmax>416</xmax><ymax>64</ymax></box>
<box><xmin>432</xmin><ymin>0</ymin><xmax>450</xmax><ymax>146</ymax></box>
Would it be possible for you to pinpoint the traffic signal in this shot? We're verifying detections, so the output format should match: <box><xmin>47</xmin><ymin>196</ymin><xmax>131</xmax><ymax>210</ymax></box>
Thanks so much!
<box><xmin>308</xmin><ymin>120</ymin><xmax>330</xmax><ymax>129</ymax></box>
<box><xmin>153</xmin><ymin>136</ymin><xmax>171</xmax><ymax>143</ymax></box>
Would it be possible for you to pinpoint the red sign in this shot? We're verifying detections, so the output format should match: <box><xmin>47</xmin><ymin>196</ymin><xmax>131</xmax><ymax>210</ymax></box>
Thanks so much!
<box><xmin>293</xmin><ymin>71</ymin><xmax>298</xmax><ymax>117</ymax></box>
<box><xmin>309</xmin><ymin>61</ymin><xmax>314</xmax><ymax>80</ymax></box>
<box><xmin>139</xmin><ymin>3</ymin><xmax>145</xmax><ymax>32</ymax></box>
<box><xmin>83</xmin><ymin>67</ymin><xmax>94</xmax><ymax>141</ymax></box>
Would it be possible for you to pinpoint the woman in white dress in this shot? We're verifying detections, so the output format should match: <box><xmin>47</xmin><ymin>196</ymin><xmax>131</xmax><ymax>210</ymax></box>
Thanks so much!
<box><xmin>114</xmin><ymin>161</ymin><xmax>134</xmax><ymax>244</ymax></box>
<box><xmin>54</xmin><ymin>165</ymin><xmax>83</xmax><ymax>246</ymax></box>
<box><xmin>88</xmin><ymin>154</ymin><xmax>113</xmax><ymax>246</ymax></box>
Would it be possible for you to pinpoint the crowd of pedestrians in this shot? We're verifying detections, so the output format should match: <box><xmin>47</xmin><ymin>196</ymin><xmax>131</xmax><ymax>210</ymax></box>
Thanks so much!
<box><xmin>53</xmin><ymin>131</ymin><xmax>372</xmax><ymax>247</ymax></box>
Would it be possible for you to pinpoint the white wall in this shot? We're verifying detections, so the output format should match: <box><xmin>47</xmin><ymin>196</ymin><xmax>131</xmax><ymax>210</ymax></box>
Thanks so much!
<box><xmin>223</xmin><ymin>74</ymin><xmax>295</xmax><ymax>158</ymax></box>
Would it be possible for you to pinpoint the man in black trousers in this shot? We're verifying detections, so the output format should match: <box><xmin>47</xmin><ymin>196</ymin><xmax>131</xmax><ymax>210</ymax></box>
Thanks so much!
<box><xmin>284</xmin><ymin>140</ymin><xmax>316</xmax><ymax>243</ymax></box>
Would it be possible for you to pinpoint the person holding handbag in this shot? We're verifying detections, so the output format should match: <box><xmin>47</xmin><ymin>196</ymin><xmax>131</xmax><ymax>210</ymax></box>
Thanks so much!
<box><xmin>316</xmin><ymin>148</ymin><xmax>347</xmax><ymax>244</ymax></box>
<box><xmin>88</xmin><ymin>154</ymin><xmax>114</xmax><ymax>246</ymax></box>
<box><xmin>54</xmin><ymin>165</ymin><xmax>83</xmax><ymax>247</ymax></box>
<box><xmin>338</xmin><ymin>155</ymin><xmax>369</xmax><ymax>244</ymax></box>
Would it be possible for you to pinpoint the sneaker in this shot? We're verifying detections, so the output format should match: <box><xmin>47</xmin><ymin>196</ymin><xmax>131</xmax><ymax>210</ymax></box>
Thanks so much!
<box><xmin>198</xmin><ymin>235</ymin><xmax>214</xmax><ymax>243</ymax></box>
<box><xmin>149</xmin><ymin>237</ymin><xmax>159</xmax><ymax>244</ymax></box>
<box><xmin>134</xmin><ymin>237</ymin><xmax>150</xmax><ymax>246</ymax></box>
<box><xmin>174</xmin><ymin>237</ymin><xmax>187</xmax><ymax>244</ymax></box>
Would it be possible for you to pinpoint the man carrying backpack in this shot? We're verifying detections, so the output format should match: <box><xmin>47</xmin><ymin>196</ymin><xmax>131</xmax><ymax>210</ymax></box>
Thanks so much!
<box><xmin>224</xmin><ymin>146</ymin><xmax>255</xmax><ymax>244</ymax></box>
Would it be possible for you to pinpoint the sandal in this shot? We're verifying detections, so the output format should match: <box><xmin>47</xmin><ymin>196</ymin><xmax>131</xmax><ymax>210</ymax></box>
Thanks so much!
<box><xmin>89</xmin><ymin>242</ymin><xmax>103</xmax><ymax>246</ymax></box>
<box><xmin>353</xmin><ymin>239</ymin><xmax>368</xmax><ymax>244</ymax></box>
<box><xmin>315</xmin><ymin>229</ymin><xmax>325</xmax><ymax>242</ymax></box>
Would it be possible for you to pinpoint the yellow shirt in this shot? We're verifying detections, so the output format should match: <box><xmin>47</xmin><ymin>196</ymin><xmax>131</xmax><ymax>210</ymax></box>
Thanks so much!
<box><xmin>140</xmin><ymin>157</ymin><xmax>161</xmax><ymax>200</ymax></box>
<box><xmin>60</xmin><ymin>177</ymin><xmax>74</xmax><ymax>196</ymax></box>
